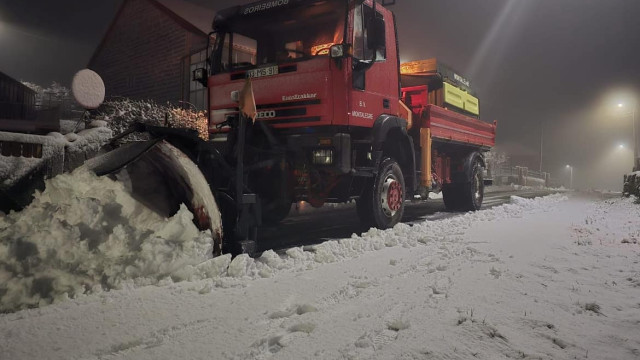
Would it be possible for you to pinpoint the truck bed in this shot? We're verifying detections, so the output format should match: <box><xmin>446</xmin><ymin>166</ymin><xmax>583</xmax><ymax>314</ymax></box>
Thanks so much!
<box><xmin>425</xmin><ymin>105</ymin><xmax>495</xmax><ymax>148</ymax></box>
<box><xmin>402</xmin><ymin>85</ymin><xmax>495</xmax><ymax>148</ymax></box>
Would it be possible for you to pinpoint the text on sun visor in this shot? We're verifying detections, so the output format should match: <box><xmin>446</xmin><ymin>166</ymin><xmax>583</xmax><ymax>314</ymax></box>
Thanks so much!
<box><xmin>243</xmin><ymin>0</ymin><xmax>290</xmax><ymax>15</ymax></box>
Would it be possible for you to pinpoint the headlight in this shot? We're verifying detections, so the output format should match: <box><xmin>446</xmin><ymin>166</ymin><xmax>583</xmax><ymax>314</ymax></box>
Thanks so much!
<box><xmin>311</xmin><ymin>149</ymin><xmax>333</xmax><ymax>165</ymax></box>
<box><xmin>330</xmin><ymin>44</ymin><xmax>344</xmax><ymax>58</ymax></box>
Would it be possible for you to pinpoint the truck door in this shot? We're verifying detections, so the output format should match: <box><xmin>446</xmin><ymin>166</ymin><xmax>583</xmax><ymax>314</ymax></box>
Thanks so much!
<box><xmin>348</xmin><ymin>1</ymin><xmax>399</xmax><ymax>128</ymax></box>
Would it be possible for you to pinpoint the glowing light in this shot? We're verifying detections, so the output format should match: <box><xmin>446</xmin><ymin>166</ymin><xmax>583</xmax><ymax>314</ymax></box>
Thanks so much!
<box><xmin>400</xmin><ymin>58</ymin><xmax>437</xmax><ymax>75</ymax></box>
<box><xmin>566</xmin><ymin>165</ymin><xmax>571</xmax><ymax>168</ymax></box>
<box><xmin>618</xmin><ymin>103</ymin><xmax>624</xmax><ymax>108</ymax></box>
<box><xmin>311</xmin><ymin>43</ymin><xmax>334</xmax><ymax>56</ymax></box>
<box><xmin>619</xmin><ymin>144</ymin><xmax>625</xmax><ymax>149</ymax></box>
<box><xmin>467</xmin><ymin>0</ymin><xmax>529</xmax><ymax>80</ymax></box>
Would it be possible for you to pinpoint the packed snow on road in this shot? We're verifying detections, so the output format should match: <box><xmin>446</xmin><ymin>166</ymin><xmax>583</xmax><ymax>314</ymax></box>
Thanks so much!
<box><xmin>1</xmin><ymin>169</ymin><xmax>639</xmax><ymax>360</ymax></box>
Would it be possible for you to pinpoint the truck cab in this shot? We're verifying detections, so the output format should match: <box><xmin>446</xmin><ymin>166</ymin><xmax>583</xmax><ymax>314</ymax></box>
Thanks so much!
<box><xmin>194</xmin><ymin>0</ymin><xmax>495</xmax><ymax>233</ymax></box>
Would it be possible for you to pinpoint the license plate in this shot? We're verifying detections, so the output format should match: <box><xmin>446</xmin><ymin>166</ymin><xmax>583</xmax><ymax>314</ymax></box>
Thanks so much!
<box><xmin>247</xmin><ymin>66</ymin><xmax>278</xmax><ymax>78</ymax></box>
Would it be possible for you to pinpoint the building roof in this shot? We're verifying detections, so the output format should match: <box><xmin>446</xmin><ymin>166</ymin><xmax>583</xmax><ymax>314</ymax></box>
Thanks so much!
<box><xmin>0</xmin><ymin>71</ymin><xmax>36</xmax><ymax>95</ymax></box>
<box><xmin>89</xmin><ymin>0</ymin><xmax>216</xmax><ymax>65</ymax></box>
<box><xmin>155</xmin><ymin>0</ymin><xmax>215</xmax><ymax>35</ymax></box>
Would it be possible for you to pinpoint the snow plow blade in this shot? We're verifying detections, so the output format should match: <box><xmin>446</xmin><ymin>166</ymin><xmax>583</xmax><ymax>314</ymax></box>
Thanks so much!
<box><xmin>87</xmin><ymin>139</ymin><xmax>224</xmax><ymax>255</ymax></box>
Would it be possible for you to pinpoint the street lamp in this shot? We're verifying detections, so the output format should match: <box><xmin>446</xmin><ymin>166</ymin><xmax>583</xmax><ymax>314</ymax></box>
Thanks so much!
<box><xmin>617</xmin><ymin>102</ymin><xmax>638</xmax><ymax>171</ymax></box>
<box><xmin>565</xmin><ymin>165</ymin><xmax>573</xmax><ymax>189</ymax></box>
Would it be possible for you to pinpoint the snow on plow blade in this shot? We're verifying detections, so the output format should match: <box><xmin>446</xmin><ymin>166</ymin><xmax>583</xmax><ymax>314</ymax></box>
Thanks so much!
<box><xmin>86</xmin><ymin>140</ymin><xmax>224</xmax><ymax>255</ymax></box>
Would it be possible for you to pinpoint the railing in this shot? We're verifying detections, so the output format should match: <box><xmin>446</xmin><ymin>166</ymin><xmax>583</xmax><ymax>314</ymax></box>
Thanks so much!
<box><xmin>0</xmin><ymin>102</ymin><xmax>37</xmax><ymax>120</ymax></box>
<box><xmin>489</xmin><ymin>165</ymin><xmax>553</xmax><ymax>187</ymax></box>
<box><xmin>0</xmin><ymin>103</ymin><xmax>61</xmax><ymax>133</ymax></box>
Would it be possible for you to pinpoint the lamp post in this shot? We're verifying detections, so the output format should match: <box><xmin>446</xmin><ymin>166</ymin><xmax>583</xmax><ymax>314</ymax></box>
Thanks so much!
<box><xmin>618</xmin><ymin>102</ymin><xmax>638</xmax><ymax>171</ymax></box>
<box><xmin>565</xmin><ymin>165</ymin><xmax>573</xmax><ymax>189</ymax></box>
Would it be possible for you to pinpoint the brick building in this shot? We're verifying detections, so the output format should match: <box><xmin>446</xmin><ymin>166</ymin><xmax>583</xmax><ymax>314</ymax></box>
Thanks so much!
<box><xmin>89</xmin><ymin>0</ymin><xmax>234</xmax><ymax>110</ymax></box>
<box><xmin>0</xmin><ymin>71</ymin><xmax>36</xmax><ymax>121</ymax></box>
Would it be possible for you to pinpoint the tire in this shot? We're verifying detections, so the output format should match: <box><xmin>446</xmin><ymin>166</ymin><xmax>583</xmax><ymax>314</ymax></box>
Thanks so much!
<box><xmin>442</xmin><ymin>159</ymin><xmax>484</xmax><ymax>212</ymax></box>
<box><xmin>254</xmin><ymin>160</ymin><xmax>292</xmax><ymax>225</ymax></box>
<box><xmin>356</xmin><ymin>158</ymin><xmax>406</xmax><ymax>229</ymax></box>
<box><xmin>261</xmin><ymin>198</ymin><xmax>291</xmax><ymax>225</ymax></box>
<box><xmin>459</xmin><ymin>160</ymin><xmax>484</xmax><ymax>211</ymax></box>
<box><xmin>442</xmin><ymin>184</ymin><xmax>462</xmax><ymax>211</ymax></box>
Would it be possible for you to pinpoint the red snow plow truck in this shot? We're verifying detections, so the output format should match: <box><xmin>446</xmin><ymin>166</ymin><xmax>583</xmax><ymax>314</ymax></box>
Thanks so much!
<box><xmin>9</xmin><ymin>0</ymin><xmax>497</xmax><ymax>255</ymax></box>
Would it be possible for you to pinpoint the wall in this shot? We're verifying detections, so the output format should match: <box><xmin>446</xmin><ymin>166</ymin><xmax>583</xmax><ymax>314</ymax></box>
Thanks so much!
<box><xmin>89</xmin><ymin>0</ymin><xmax>207</xmax><ymax>105</ymax></box>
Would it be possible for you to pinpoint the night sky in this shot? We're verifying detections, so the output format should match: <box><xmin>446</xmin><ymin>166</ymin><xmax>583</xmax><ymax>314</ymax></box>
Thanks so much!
<box><xmin>1</xmin><ymin>0</ymin><xmax>639</xmax><ymax>189</ymax></box>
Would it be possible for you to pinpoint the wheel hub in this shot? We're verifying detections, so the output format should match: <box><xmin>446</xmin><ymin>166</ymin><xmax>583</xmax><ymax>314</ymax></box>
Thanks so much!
<box><xmin>474</xmin><ymin>172</ymin><xmax>483</xmax><ymax>203</ymax></box>
<box><xmin>381</xmin><ymin>177</ymin><xmax>402</xmax><ymax>216</ymax></box>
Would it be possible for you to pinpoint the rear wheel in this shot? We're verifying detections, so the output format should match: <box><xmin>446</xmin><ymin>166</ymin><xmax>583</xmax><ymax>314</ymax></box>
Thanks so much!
<box><xmin>443</xmin><ymin>159</ymin><xmax>484</xmax><ymax>212</ymax></box>
<box><xmin>459</xmin><ymin>160</ymin><xmax>484</xmax><ymax>211</ymax></box>
<box><xmin>442</xmin><ymin>184</ymin><xmax>462</xmax><ymax>211</ymax></box>
<box><xmin>356</xmin><ymin>158</ymin><xmax>405</xmax><ymax>229</ymax></box>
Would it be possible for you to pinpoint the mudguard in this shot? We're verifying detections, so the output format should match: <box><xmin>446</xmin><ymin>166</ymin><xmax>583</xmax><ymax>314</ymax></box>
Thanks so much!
<box><xmin>371</xmin><ymin>115</ymin><xmax>417</xmax><ymax>192</ymax></box>
<box><xmin>372</xmin><ymin>115</ymin><xmax>408</xmax><ymax>151</ymax></box>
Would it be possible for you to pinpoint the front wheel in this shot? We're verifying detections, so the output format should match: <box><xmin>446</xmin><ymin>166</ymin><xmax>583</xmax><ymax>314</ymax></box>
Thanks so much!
<box><xmin>356</xmin><ymin>158</ymin><xmax>406</xmax><ymax>229</ymax></box>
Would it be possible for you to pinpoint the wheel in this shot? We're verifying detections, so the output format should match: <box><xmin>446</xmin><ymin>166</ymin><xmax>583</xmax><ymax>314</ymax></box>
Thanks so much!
<box><xmin>356</xmin><ymin>158</ymin><xmax>406</xmax><ymax>229</ymax></box>
<box><xmin>261</xmin><ymin>198</ymin><xmax>291</xmax><ymax>225</ymax></box>
<box><xmin>442</xmin><ymin>184</ymin><xmax>462</xmax><ymax>211</ymax></box>
<box><xmin>253</xmin><ymin>160</ymin><xmax>292</xmax><ymax>225</ymax></box>
<box><xmin>442</xmin><ymin>159</ymin><xmax>484</xmax><ymax>212</ymax></box>
<box><xmin>459</xmin><ymin>160</ymin><xmax>484</xmax><ymax>211</ymax></box>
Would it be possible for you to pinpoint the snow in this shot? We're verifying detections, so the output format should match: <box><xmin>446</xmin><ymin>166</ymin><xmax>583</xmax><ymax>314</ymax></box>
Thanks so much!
<box><xmin>0</xmin><ymin>125</ymin><xmax>112</xmax><ymax>187</ymax></box>
<box><xmin>71</xmin><ymin>69</ymin><xmax>105</xmax><ymax>109</ymax></box>
<box><xmin>0</xmin><ymin>131</ymin><xmax>64</xmax><ymax>187</ymax></box>
<box><xmin>155</xmin><ymin>141</ymin><xmax>223</xmax><ymax>249</ymax></box>
<box><xmin>1</xmin><ymin>190</ymin><xmax>639</xmax><ymax>359</ymax></box>
<box><xmin>97</xmin><ymin>99</ymin><xmax>209</xmax><ymax>141</ymax></box>
<box><xmin>0</xmin><ymin>167</ymin><xmax>215</xmax><ymax>312</ymax></box>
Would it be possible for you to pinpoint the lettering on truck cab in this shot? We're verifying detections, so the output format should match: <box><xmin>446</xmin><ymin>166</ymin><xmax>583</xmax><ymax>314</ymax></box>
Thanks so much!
<box><xmin>243</xmin><ymin>0</ymin><xmax>290</xmax><ymax>15</ymax></box>
<box><xmin>282</xmin><ymin>93</ymin><xmax>317</xmax><ymax>101</ymax></box>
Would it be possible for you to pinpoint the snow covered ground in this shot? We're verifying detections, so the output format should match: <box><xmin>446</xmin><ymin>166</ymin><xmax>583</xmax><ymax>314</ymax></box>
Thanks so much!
<box><xmin>1</xmin><ymin>182</ymin><xmax>639</xmax><ymax>359</ymax></box>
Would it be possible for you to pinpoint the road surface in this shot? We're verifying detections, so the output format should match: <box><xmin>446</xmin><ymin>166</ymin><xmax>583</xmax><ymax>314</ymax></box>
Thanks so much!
<box><xmin>258</xmin><ymin>187</ymin><xmax>557</xmax><ymax>252</ymax></box>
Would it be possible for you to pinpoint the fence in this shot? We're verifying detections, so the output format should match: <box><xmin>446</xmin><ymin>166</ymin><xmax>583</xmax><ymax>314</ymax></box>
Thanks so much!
<box><xmin>0</xmin><ymin>103</ymin><xmax>61</xmax><ymax>133</ymax></box>
<box><xmin>489</xmin><ymin>165</ymin><xmax>554</xmax><ymax>187</ymax></box>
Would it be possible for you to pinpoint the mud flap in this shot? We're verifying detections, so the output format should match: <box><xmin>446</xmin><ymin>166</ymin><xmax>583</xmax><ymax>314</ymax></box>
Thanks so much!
<box><xmin>87</xmin><ymin>140</ymin><xmax>224</xmax><ymax>255</ymax></box>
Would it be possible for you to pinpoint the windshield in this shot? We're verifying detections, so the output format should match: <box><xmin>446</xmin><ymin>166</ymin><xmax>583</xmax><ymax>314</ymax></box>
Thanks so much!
<box><xmin>211</xmin><ymin>0</ymin><xmax>346</xmax><ymax>74</ymax></box>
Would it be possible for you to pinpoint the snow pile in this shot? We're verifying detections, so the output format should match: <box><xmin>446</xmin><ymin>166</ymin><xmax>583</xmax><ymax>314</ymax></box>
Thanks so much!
<box><xmin>0</xmin><ymin>132</ymin><xmax>64</xmax><ymax>187</ymax></box>
<box><xmin>0</xmin><ymin>156</ymin><xmax>44</xmax><ymax>187</ymax></box>
<box><xmin>62</xmin><ymin>125</ymin><xmax>112</xmax><ymax>154</ymax></box>
<box><xmin>0</xmin><ymin>167</ymin><xmax>215</xmax><ymax>313</ymax></box>
<box><xmin>0</xmin><ymin>125</ymin><xmax>112</xmax><ymax>188</ymax></box>
<box><xmin>573</xmin><ymin>197</ymin><xmax>640</xmax><ymax>246</ymax></box>
<box><xmin>97</xmin><ymin>99</ymin><xmax>208</xmax><ymax>140</ymax></box>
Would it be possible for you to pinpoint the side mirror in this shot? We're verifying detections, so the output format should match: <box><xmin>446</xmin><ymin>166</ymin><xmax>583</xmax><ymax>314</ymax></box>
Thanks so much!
<box><xmin>192</xmin><ymin>68</ymin><xmax>208</xmax><ymax>87</ymax></box>
<box><xmin>366</xmin><ymin>17</ymin><xmax>386</xmax><ymax>53</ymax></box>
<box><xmin>330</xmin><ymin>43</ymin><xmax>353</xmax><ymax>59</ymax></box>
